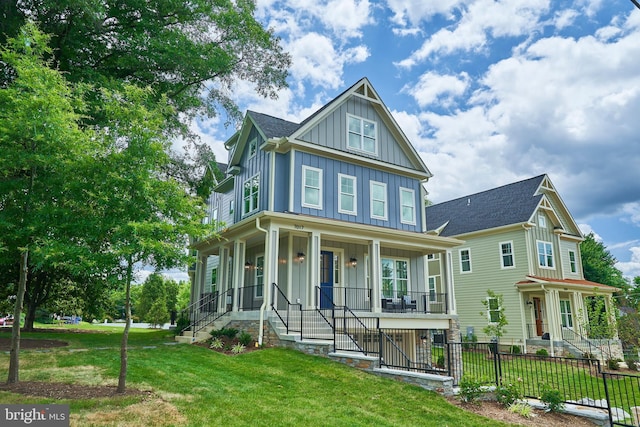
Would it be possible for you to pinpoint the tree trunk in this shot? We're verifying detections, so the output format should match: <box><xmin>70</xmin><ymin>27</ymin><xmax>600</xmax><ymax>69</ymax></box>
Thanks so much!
<box><xmin>117</xmin><ymin>258</ymin><xmax>133</xmax><ymax>393</ymax></box>
<box><xmin>24</xmin><ymin>298</ymin><xmax>38</xmax><ymax>332</ymax></box>
<box><xmin>8</xmin><ymin>250</ymin><xmax>28</xmax><ymax>384</ymax></box>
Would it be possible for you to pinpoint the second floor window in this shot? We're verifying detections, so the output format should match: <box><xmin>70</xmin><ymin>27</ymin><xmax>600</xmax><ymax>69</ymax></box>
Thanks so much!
<box><xmin>243</xmin><ymin>174</ymin><xmax>260</xmax><ymax>215</ymax></box>
<box><xmin>370</xmin><ymin>181</ymin><xmax>387</xmax><ymax>220</ymax></box>
<box><xmin>500</xmin><ymin>242</ymin><xmax>514</xmax><ymax>268</ymax></box>
<box><xmin>348</xmin><ymin>115</ymin><xmax>377</xmax><ymax>154</ymax></box>
<box><xmin>338</xmin><ymin>174</ymin><xmax>356</xmax><ymax>215</ymax></box>
<box><xmin>537</xmin><ymin>240</ymin><xmax>554</xmax><ymax>268</ymax></box>
<box><xmin>460</xmin><ymin>249</ymin><xmax>471</xmax><ymax>273</ymax></box>
<box><xmin>400</xmin><ymin>188</ymin><xmax>416</xmax><ymax>225</ymax></box>
<box><xmin>302</xmin><ymin>166</ymin><xmax>322</xmax><ymax>209</ymax></box>
<box><xmin>569</xmin><ymin>250</ymin><xmax>577</xmax><ymax>273</ymax></box>
<box><xmin>248</xmin><ymin>137</ymin><xmax>258</xmax><ymax>157</ymax></box>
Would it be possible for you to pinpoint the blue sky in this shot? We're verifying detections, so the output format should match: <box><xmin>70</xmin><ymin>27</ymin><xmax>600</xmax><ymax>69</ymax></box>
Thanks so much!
<box><xmin>169</xmin><ymin>0</ymin><xmax>640</xmax><ymax>284</ymax></box>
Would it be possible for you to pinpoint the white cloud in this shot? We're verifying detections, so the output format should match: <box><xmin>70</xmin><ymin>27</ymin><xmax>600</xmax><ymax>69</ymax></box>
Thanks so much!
<box><xmin>396</xmin><ymin>0</ymin><xmax>550</xmax><ymax>69</ymax></box>
<box><xmin>578</xmin><ymin>224</ymin><xmax>602</xmax><ymax>241</ymax></box>
<box><xmin>621</xmin><ymin>203</ymin><xmax>640</xmax><ymax>227</ymax></box>
<box><xmin>404</xmin><ymin>71</ymin><xmax>470</xmax><ymax>107</ymax></box>
<box><xmin>617</xmin><ymin>246</ymin><xmax>640</xmax><ymax>279</ymax></box>
<box><xmin>383</xmin><ymin>0</ymin><xmax>463</xmax><ymax>28</ymax></box>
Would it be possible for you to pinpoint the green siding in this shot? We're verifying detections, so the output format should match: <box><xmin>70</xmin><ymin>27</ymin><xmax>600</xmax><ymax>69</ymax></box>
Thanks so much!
<box><xmin>453</xmin><ymin>229</ymin><xmax>528</xmax><ymax>343</ymax></box>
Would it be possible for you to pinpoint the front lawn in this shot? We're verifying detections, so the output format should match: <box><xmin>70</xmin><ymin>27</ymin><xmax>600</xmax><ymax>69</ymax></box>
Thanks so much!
<box><xmin>0</xmin><ymin>327</ymin><xmax>511</xmax><ymax>426</ymax></box>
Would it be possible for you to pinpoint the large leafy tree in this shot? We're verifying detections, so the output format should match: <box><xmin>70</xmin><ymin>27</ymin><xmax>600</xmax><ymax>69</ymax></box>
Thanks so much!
<box><xmin>0</xmin><ymin>24</ymin><xmax>94</xmax><ymax>383</ymax></box>
<box><xmin>580</xmin><ymin>233</ymin><xmax>628</xmax><ymax>291</ymax></box>
<box><xmin>0</xmin><ymin>0</ymin><xmax>290</xmax><ymax>130</ymax></box>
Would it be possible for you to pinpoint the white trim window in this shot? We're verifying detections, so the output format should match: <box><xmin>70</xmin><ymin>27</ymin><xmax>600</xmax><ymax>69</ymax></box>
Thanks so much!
<box><xmin>538</xmin><ymin>213</ymin><xmax>547</xmax><ymax>228</ymax></box>
<box><xmin>399</xmin><ymin>187</ymin><xmax>416</xmax><ymax>225</ymax></box>
<box><xmin>370</xmin><ymin>181</ymin><xmax>387</xmax><ymax>220</ymax></box>
<box><xmin>248</xmin><ymin>136</ymin><xmax>258</xmax><ymax>158</ymax></box>
<box><xmin>243</xmin><ymin>174</ymin><xmax>260</xmax><ymax>215</ymax></box>
<box><xmin>428</xmin><ymin>276</ymin><xmax>437</xmax><ymax>300</ymax></box>
<box><xmin>500</xmin><ymin>241</ymin><xmax>515</xmax><ymax>269</ymax></box>
<box><xmin>255</xmin><ymin>255</ymin><xmax>264</xmax><ymax>298</ymax></box>
<box><xmin>537</xmin><ymin>240</ymin><xmax>554</xmax><ymax>269</ymax></box>
<box><xmin>381</xmin><ymin>258</ymin><xmax>408</xmax><ymax>299</ymax></box>
<box><xmin>338</xmin><ymin>174</ymin><xmax>357</xmax><ymax>215</ymax></box>
<box><xmin>459</xmin><ymin>248</ymin><xmax>472</xmax><ymax>273</ymax></box>
<box><xmin>560</xmin><ymin>299</ymin><xmax>573</xmax><ymax>328</ymax></box>
<box><xmin>302</xmin><ymin>166</ymin><xmax>323</xmax><ymax>209</ymax></box>
<box><xmin>487</xmin><ymin>297</ymin><xmax>500</xmax><ymax>324</ymax></box>
<box><xmin>347</xmin><ymin>114</ymin><xmax>377</xmax><ymax>155</ymax></box>
<box><xmin>569</xmin><ymin>250</ymin><xmax>577</xmax><ymax>273</ymax></box>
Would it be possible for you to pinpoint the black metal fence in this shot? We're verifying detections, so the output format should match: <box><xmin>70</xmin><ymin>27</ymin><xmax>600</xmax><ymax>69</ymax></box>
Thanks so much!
<box><xmin>603</xmin><ymin>372</ymin><xmax>640</xmax><ymax>426</ymax></box>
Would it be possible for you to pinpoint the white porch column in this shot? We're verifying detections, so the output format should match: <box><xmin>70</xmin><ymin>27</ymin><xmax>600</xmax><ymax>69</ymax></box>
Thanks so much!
<box><xmin>218</xmin><ymin>246</ymin><xmax>230</xmax><ymax>312</ymax></box>
<box><xmin>263</xmin><ymin>226</ymin><xmax>280</xmax><ymax>309</ymax></box>
<box><xmin>572</xmin><ymin>291</ymin><xmax>585</xmax><ymax>335</ymax></box>
<box><xmin>232</xmin><ymin>240</ymin><xmax>246</xmax><ymax>312</ymax></box>
<box><xmin>308</xmin><ymin>231</ymin><xmax>321</xmax><ymax>308</ymax></box>
<box><xmin>444</xmin><ymin>250</ymin><xmax>456</xmax><ymax>315</ymax></box>
<box><xmin>546</xmin><ymin>289</ymin><xmax>562</xmax><ymax>356</ymax></box>
<box><xmin>370</xmin><ymin>239</ymin><xmax>381</xmax><ymax>313</ymax></box>
<box><xmin>191</xmin><ymin>254</ymin><xmax>207</xmax><ymax>305</ymax></box>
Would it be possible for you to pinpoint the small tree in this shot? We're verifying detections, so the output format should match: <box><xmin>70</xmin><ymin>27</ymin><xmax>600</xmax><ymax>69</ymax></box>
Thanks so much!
<box><xmin>146</xmin><ymin>299</ymin><xmax>169</xmax><ymax>329</ymax></box>
<box><xmin>480</xmin><ymin>290</ymin><xmax>508</xmax><ymax>341</ymax></box>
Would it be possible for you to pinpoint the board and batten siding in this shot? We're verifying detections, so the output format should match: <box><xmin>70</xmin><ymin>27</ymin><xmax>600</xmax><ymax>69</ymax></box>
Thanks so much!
<box><xmin>273</xmin><ymin>152</ymin><xmax>290</xmax><ymax>213</ymax></box>
<box><xmin>529</xmin><ymin>210</ymin><xmax>562</xmax><ymax>280</ymax></box>
<box><xmin>298</xmin><ymin>95</ymin><xmax>416</xmax><ymax>170</ymax></box>
<box><xmin>453</xmin><ymin>229</ymin><xmax>529</xmax><ymax>343</ymax></box>
<box><xmin>559</xmin><ymin>238</ymin><xmax>582</xmax><ymax>279</ymax></box>
<box><xmin>292</xmin><ymin>152</ymin><xmax>423</xmax><ymax>231</ymax></box>
<box><xmin>233</xmin><ymin>127</ymin><xmax>271</xmax><ymax>221</ymax></box>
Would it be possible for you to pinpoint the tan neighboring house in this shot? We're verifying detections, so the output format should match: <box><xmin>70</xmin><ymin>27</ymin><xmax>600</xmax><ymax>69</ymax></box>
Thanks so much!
<box><xmin>426</xmin><ymin>174</ymin><xmax>623</xmax><ymax>360</ymax></box>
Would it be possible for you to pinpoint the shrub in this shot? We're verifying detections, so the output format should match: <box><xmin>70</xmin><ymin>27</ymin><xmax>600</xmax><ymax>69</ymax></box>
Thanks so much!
<box><xmin>582</xmin><ymin>352</ymin><xmax>597</xmax><ymax>361</ymax></box>
<box><xmin>436</xmin><ymin>355</ymin><xmax>445</xmax><ymax>368</ymax></box>
<box><xmin>625</xmin><ymin>358</ymin><xmax>638</xmax><ymax>371</ymax></box>
<box><xmin>231</xmin><ymin>343</ymin><xmax>246</xmax><ymax>354</ymax></box>
<box><xmin>510</xmin><ymin>345</ymin><xmax>521</xmax><ymax>354</ymax></box>
<box><xmin>209</xmin><ymin>337</ymin><xmax>223</xmax><ymax>349</ymax></box>
<box><xmin>459</xmin><ymin>377</ymin><xmax>485</xmax><ymax>405</ymax></box>
<box><xmin>211</xmin><ymin>328</ymin><xmax>239</xmax><ymax>339</ymax></box>
<box><xmin>238</xmin><ymin>331</ymin><xmax>252</xmax><ymax>346</ymax></box>
<box><xmin>462</xmin><ymin>334</ymin><xmax>478</xmax><ymax>350</ymax></box>
<box><xmin>508</xmin><ymin>402</ymin><xmax>532</xmax><ymax>418</ymax></box>
<box><xmin>607</xmin><ymin>358</ymin><xmax>621</xmax><ymax>370</ymax></box>
<box><xmin>174</xmin><ymin>314</ymin><xmax>190</xmax><ymax>335</ymax></box>
<box><xmin>535</xmin><ymin>348</ymin><xmax>548</xmax><ymax>357</ymax></box>
<box><xmin>539</xmin><ymin>383</ymin><xmax>565</xmax><ymax>413</ymax></box>
<box><xmin>496</xmin><ymin>381</ymin><xmax>523</xmax><ymax>407</ymax></box>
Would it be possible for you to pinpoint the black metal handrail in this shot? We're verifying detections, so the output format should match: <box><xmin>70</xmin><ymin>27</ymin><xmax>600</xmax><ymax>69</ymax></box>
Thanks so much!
<box><xmin>379</xmin><ymin>329</ymin><xmax>412</xmax><ymax>369</ymax></box>
<box><xmin>562</xmin><ymin>326</ymin><xmax>612</xmax><ymax>362</ymax></box>
<box><xmin>334</xmin><ymin>306</ymin><xmax>379</xmax><ymax>355</ymax></box>
<box><xmin>192</xmin><ymin>289</ymin><xmax>233</xmax><ymax>337</ymax></box>
<box><xmin>271</xmin><ymin>283</ymin><xmax>301</xmax><ymax>334</ymax></box>
<box><xmin>526</xmin><ymin>322</ymin><xmax>548</xmax><ymax>339</ymax></box>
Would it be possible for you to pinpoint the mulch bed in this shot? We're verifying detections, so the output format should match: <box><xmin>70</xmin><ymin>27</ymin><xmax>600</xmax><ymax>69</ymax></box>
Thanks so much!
<box><xmin>0</xmin><ymin>337</ymin><xmax>68</xmax><ymax>351</ymax></box>
<box><xmin>0</xmin><ymin>381</ymin><xmax>152</xmax><ymax>399</ymax></box>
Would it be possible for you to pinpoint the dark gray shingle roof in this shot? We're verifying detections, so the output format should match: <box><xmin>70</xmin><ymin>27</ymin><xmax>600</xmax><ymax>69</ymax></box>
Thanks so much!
<box><xmin>247</xmin><ymin>110</ymin><xmax>301</xmax><ymax>139</ymax></box>
<box><xmin>426</xmin><ymin>175</ymin><xmax>546</xmax><ymax>237</ymax></box>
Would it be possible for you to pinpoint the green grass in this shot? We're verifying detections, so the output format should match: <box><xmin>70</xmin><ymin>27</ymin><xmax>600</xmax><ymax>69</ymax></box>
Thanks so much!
<box><xmin>0</xmin><ymin>327</ymin><xmax>514</xmax><ymax>426</ymax></box>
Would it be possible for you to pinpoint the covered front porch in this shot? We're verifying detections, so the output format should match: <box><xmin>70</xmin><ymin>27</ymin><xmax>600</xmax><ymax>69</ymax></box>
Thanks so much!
<box><xmin>191</xmin><ymin>211</ymin><xmax>463</xmax><ymax>320</ymax></box>
<box><xmin>516</xmin><ymin>275</ymin><xmax>622</xmax><ymax>359</ymax></box>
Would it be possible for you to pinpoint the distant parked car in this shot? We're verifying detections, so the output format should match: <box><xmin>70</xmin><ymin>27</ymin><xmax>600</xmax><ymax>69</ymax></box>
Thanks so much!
<box><xmin>0</xmin><ymin>315</ymin><xmax>13</xmax><ymax>326</ymax></box>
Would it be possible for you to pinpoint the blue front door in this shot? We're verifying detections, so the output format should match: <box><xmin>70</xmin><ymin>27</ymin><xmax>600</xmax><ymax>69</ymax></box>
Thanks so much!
<box><xmin>320</xmin><ymin>251</ymin><xmax>333</xmax><ymax>309</ymax></box>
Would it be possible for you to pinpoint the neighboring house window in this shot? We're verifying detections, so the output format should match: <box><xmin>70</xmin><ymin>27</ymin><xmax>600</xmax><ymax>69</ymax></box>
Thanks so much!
<box><xmin>370</xmin><ymin>181</ymin><xmax>387</xmax><ymax>220</ymax></box>
<box><xmin>302</xmin><ymin>166</ymin><xmax>323</xmax><ymax>209</ymax></box>
<box><xmin>427</xmin><ymin>254</ymin><xmax>440</xmax><ymax>260</ymax></box>
<box><xmin>459</xmin><ymin>249</ymin><xmax>472</xmax><ymax>273</ymax></box>
<box><xmin>500</xmin><ymin>241</ymin><xmax>515</xmax><ymax>268</ymax></box>
<box><xmin>338</xmin><ymin>174</ymin><xmax>357</xmax><ymax>215</ymax></box>
<box><xmin>560</xmin><ymin>299</ymin><xmax>573</xmax><ymax>328</ymax></box>
<box><xmin>255</xmin><ymin>255</ymin><xmax>264</xmax><ymax>298</ymax></box>
<box><xmin>347</xmin><ymin>115</ymin><xmax>377</xmax><ymax>154</ymax></box>
<box><xmin>229</xmin><ymin>200</ymin><xmax>234</xmax><ymax>217</ymax></box>
<box><xmin>569</xmin><ymin>250</ymin><xmax>577</xmax><ymax>273</ymax></box>
<box><xmin>538</xmin><ymin>213</ymin><xmax>546</xmax><ymax>228</ymax></box>
<box><xmin>248</xmin><ymin>137</ymin><xmax>258</xmax><ymax>158</ymax></box>
<box><xmin>243</xmin><ymin>174</ymin><xmax>260</xmax><ymax>215</ymax></box>
<box><xmin>400</xmin><ymin>187</ymin><xmax>416</xmax><ymax>225</ymax></box>
<box><xmin>487</xmin><ymin>297</ymin><xmax>500</xmax><ymax>324</ymax></box>
<box><xmin>537</xmin><ymin>240</ymin><xmax>554</xmax><ymax>268</ymax></box>
<box><xmin>381</xmin><ymin>258</ymin><xmax>408</xmax><ymax>299</ymax></box>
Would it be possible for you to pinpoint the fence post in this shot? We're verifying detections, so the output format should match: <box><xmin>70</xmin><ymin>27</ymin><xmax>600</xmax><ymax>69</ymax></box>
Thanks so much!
<box><xmin>492</xmin><ymin>340</ymin><xmax>501</xmax><ymax>386</ymax></box>
<box><xmin>602</xmin><ymin>372</ymin><xmax>614</xmax><ymax>427</ymax></box>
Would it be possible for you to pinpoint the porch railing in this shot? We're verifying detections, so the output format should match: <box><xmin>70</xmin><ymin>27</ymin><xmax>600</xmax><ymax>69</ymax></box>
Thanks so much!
<box><xmin>271</xmin><ymin>283</ymin><xmax>301</xmax><ymax>335</ymax></box>
<box><xmin>334</xmin><ymin>306</ymin><xmax>379</xmax><ymax>355</ymax></box>
<box><xmin>178</xmin><ymin>289</ymin><xmax>233</xmax><ymax>338</ymax></box>
<box><xmin>329</xmin><ymin>287</ymin><xmax>372</xmax><ymax>311</ymax></box>
<box><xmin>381</xmin><ymin>291</ymin><xmax>448</xmax><ymax>314</ymax></box>
<box><xmin>238</xmin><ymin>285</ymin><xmax>264</xmax><ymax>311</ymax></box>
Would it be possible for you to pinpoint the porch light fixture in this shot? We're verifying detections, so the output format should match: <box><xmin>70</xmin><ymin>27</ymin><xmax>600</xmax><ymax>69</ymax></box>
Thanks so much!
<box><xmin>244</xmin><ymin>261</ymin><xmax>253</xmax><ymax>270</ymax></box>
<box><xmin>526</xmin><ymin>300</ymin><xmax>533</xmax><ymax>305</ymax></box>
<box><xmin>297</xmin><ymin>252</ymin><xmax>305</xmax><ymax>262</ymax></box>
<box><xmin>349</xmin><ymin>257</ymin><xmax>357</xmax><ymax>267</ymax></box>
